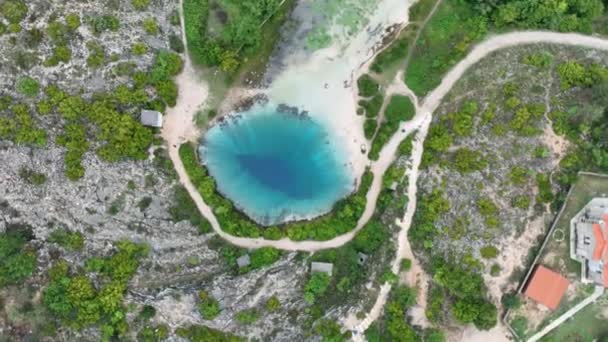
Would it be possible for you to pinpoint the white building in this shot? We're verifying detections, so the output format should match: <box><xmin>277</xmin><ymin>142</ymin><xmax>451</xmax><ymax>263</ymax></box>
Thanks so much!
<box><xmin>570</xmin><ymin>198</ymin><xmax>608</xmax><ymax>287</ymax></box>
<box><xmin>140</xmin><ymin>110</ymin><xmax>163</xmax><ymax>128</ymax></box>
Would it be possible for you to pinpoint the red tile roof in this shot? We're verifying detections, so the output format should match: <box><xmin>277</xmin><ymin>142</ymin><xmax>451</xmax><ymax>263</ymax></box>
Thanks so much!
<box><xmin>524</xmin><ymin>265</ymin><xmax>570</xmax><ymax>310</ymax></box>
<box><xmin>593</xmin><ymin>223</ymin><xmax>605</xmax><ymax>261</ymax></box>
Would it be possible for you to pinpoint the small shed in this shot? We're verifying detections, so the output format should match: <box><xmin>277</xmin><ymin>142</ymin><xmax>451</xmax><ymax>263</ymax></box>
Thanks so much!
<box><xmin>237</xmin><ymin>254</ymin><xmax>251</xmax><ymax>268</ymax></box>
<box><xmin>389</xmin><ymin>181</ymin><xmax>399</xmax><ymax>191</ymax></box>
<box><xmin>140</xmin><ymin>109</ymin><xmax>163</xmax><ymax>128</ymax></box>
<box><xmin>311</xmin><ymin>262</ymin><xmax>333</xmax><ymax>276</ymax></box>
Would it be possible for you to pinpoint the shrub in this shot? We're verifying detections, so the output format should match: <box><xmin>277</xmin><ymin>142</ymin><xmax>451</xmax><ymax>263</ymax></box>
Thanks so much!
<box><xmin>45</xmin><ymin>45</ymin><xmax>71</xmax><ymax>66</ymax></box>
<box><xmin>523</xmin><ymin>52</ymin><xmax>552</xmax><ymax>69</ymax></box>
<box><xmin>400</xmin><ymin>258</ymin><xmax>412</xmax><ymax>271</ymax></box>
<box><xmin>89</xmin><ymin>15</ymin><xmax>119</xmax><ymax>35</ymax></box>
<box><xmin>49</xmin><ymin>228</ymin><xmax>84</xmax><ymax>252</ymax></box>
<box><xmin>169</xmin><ymin>33</ymin><xmax>185</xmax><ymax>53</ymax></box>
<box><xmin>0</xmin><ymin>228</ymin><xmax>36</xmax><ymax>287</ymax></box>
<box><xmin>132</xmin><ymin>0</ymin><xmax>151</xmax><ymax>10</ymax></box>
<box><xmin>509</xmin><ymin>166</ymin><xmax>529</xmax><ymax>185</ymax></box>
<box><xmin>304</xmin><ymin>272</ymin><xmax>331</xmax><ymax>304</ymax></box>
<box><xmin>198</xmin><ymin>291</ymin><xmax>220</xmax><ymax>319</ymax></box>
<box><xmin>86</xmin><ymin>41</ymin><xmax>105</xmax><ymax>68</ymax></box>
<box><xmin>65</xmin><ymin>13</ymin><xmax>80</xmax><ymax>31</ymax></box>
<box><xmin>453</xmin><ymin>148</ymin><xmax>487</xmax><ymax>173</ymax></box>
<box><xmin>18</xmin><ymin>167</ymin><xmax>46</xmax><ymax>185</ymax></box>
<box><xmin>16</xmin><ymin>76</ymin><xmax>39</xmax><ymax>97</ymax></box>
<box><xmin>357</xmin><ymin>74</ymin><xmax>379</xmax><ymax>97</ymax></box>
<box><xmin>501</xmin><ymin>292</ymin><xmax>521</xmax><ymax>309</ymax></box>
<box><xmin>511</xmin><ymin>195</ymin><xmax>530</xmax><ymax>209</ymax></box>
<box><xmin>1</xmin><ymin>0</ymin><xmax>28</xmax><ymax>24</ymax></box>
<box><xmin>235</xmin><ymin>309</ymin><xmax>259</xmax><ymax>325</ymax></box>
<box><xmin>139</xmin><ymin>305</ymin><xmax>156</xmax><ymax>320</ymax></box>
<box><xmin>250</xmin><ymin>247</ymin><xmax>280</xmax><ymax>269</ymax></box>
<box><xmin>131</xmin><ymin>42</ymin><xmax>148</xmax><ymax>56</ymax></box>
<box><xmin>364</xmin><ymin>119</ymin><xmax>377</xmax><ymax>139</ymax></box>
<box><xmin>536</xmin><ymin>173</ymin><xmax>554</xmax><ymax>203</ymax></box>
<box><xmin>142</xmin><ymin>18</ymin><xmax>159</xmax><ymax>35</ymax></box>
<box><xmin>480</xmin><ymin>246</ymin><xmax>499</xmax><ymax>259</ymax></box>
<box><xmin>265</xmin><ymin>296</ymin><xmax>280</xmax><ymax>312</ymax></box>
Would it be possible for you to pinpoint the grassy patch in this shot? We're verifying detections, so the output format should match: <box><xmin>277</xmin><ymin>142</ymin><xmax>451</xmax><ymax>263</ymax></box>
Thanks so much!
<box><xmin>404</xmin><ymin>0</ymin><xmax>486</xmax><ymax>96</ymax></box>
<box><xmin>369</xmin><ymin>95</ymin><xmax>415</xmax><ymax>160</ymax></box>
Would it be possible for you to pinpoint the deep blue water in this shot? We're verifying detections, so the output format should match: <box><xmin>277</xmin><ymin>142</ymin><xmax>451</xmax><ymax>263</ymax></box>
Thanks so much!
<box><xmin>200</xmin><ymin>104</ymin><xmax>351</xmax><ymax>225</ymax></box>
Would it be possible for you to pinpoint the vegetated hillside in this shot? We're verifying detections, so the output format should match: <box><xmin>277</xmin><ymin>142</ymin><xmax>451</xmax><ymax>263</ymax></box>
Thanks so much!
<box><xmin>404</xmin><ymin>0</ymin><xmax>607</xmax><ymax>96</ymax></box>
<box><xmin>0</xmin><ymin>0</ymin><xmax>310</xmax><ymax>340</ymax></box>
<box><xmin>183</xmin><ymin>0</ymin><xmax>295</xmax><ymax>80</ymax></box>
<box><xmin>410</xmin><ymin>44</ymin><xmax>608</xmax><ymax>331</ymax></box>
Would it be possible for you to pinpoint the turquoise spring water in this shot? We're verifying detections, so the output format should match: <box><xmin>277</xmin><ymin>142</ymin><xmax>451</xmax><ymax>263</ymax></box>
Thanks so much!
<box><xmin>199</xmin><ymin>104</ymin><xmax>352</xmax><ymax>226</ymax></box>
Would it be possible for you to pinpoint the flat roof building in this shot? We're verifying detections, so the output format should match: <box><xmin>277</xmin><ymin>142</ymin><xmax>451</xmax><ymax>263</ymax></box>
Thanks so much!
<box><xmin>237</xmin><ymin>254</ymin><xmax>251</xmax><ymax>268</ymax></box>
<box><xmin>140</xmin><ymin>109</ymin><xmax>163</xmax><ymax>128</ymax></box>
<box><xmin>311</xmin><ymin>262</ymin><xmax>333</xmax><ymax>276</ymax></box>
<box><xmin>523</xmin><ymin>265</ymin><xmax>570</xmax><ymax>310</ymax></box>
<box><xmin>570</xmin><ymin>198</ymin><xmax>608</xmax><ymax>287</ymax></box>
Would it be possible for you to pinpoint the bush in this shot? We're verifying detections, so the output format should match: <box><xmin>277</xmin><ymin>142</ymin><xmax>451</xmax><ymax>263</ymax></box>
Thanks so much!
<box><xmin>139</xmin><ymin>305</ymin><xmax>156</xmax><ymax>320</ymax></box>
<box><xmin>1</xmin><ymin>0</ymin><xmax>28</xmax><ymax>24</ymax></box>
<box><xmin>304</xmin><ymin>272</ymin><xmax>331</xmax><ymax>304</ymax></box>
<box><xmin>501</xmin><ymin>292</ymin><xmax>521</xmax><ymax>310</ymax></box>
<box><xmin>132</xmin><ymin>0</ymin><xmax>151</xmax><ymax>10</ymax></box>
<box><xmin>86</xmin><ymin>41</ymin><xmax>105</xmax><ymax>68</ymax></box>
<box><xmin>16</xmin><ymin>76</ymin><xmax>39</xmax><ymax>97</ymax></box>
<box><xmin>235</xmin><ymin>309</ymin><xmax>259</xmax><ymax>325</ymax></box>
<box><xmin>250</xmin><ymin>247</ymin><xmax>280</xmax><ymax>269</ymax></box>
<box><xmin>65</xmin><ymin>13</ymin><xmax>80</xmax><ymax>31</ymax></box>
<box><xmin>19</xmin><ymin>167</ymin><xmax>46</xmax><ymax>185</ymax></box>
<box><xmin>364</xmin><ymin>119</ymin><xmax>377</xmax><ymax>139</ymax></box>
<box><xmin>89</xmin><ymin>15</ymin><xmax>119</xmax><ymax>35</ymax></box>
<box><xmin>176</xmin><ymin>325</ymin><xmax>243</xmax><ymax>341</ymax></box>
<box><xmin>400</xmin><ymin>258</ymin><xmax>412</xmax><ymax>271</ymax></box>
<box><xmin>132</xmin><ymin>42</ymin><xmax>148</xmax><ymax>56</ymax></box>
<box><xmin>453</xmin><ymin>148</ymin><xmax>487</xmax><ymax>173</ymax></box>
<box><xmin>357</xmin><ymin>74</ymin><xmax>380</xmax><ymax>97</ymax></box>
<box><xmin>480</xmin><ymin>246</ymin><xmax>499</xmax><ymax>259</ymax></box>
<box><xmin>169</xmin><ymin>33</ymin><xmax>185</xmax><ymax>53</ymax></box>
<box><xmin>44</xmin><ymin>241</ymin><xmax>149</xmax><ymax>337</ymax></box>
<box><xmin>265</xmin><ymin>296</ymin><xmax>280</xmax><ymax>312</ymax></box>
<box><xmin>142</xmin><ymin>18</ymin><xmax>159</xmax><ymax>35</ymax></box>
<box><xmin>0</xmin><ymin>228</ymin><xmax>36</xmax><ymax>287</ymax></box>
<box><xmin>198</xmin><ymin>291</ymin><xmax>220</xmax><ymax>319</ymax></box>
<box><xmin>48</xmin><ymin>228</ymin><xmax>84</xmax><ymax>251</ymax></box>
<box><xmin>511</xmin><ymin>195</ymin><xmax>530</xmax><ymax>209</ymax></box>
<box><xmin>44</xmin><ymin>45</ymin><xmax>72</xmax><ymax>66</ymax></box>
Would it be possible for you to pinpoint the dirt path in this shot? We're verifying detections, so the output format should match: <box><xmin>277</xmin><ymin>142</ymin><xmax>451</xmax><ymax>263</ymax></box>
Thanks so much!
<box><xmin>166</xmin><ymin>9</ymin><xmax>608</xmax><ymax>335</ymax></box>
<box><xmin>344</xmin><ymin>31</ymin><xmax>608</xmax><ymax>338</ymax></box>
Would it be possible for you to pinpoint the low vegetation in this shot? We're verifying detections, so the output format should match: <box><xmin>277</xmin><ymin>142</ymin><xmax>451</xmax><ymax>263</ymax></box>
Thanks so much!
<box><xmin>43</xmin><ymin>241</ymin><xmax>149</xmax><ymax>339</ymax></box>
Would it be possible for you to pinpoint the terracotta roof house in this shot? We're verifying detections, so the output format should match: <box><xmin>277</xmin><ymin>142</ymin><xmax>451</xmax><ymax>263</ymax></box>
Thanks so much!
<box><xmin>523</xmin><ymin>265</ymin><xmax>570</xmax><ymax>310</ymax></box>
<box><xmin>570</xmin><ymin>198</ymin><xmax>608</xmax><ymax>287</ymax></box>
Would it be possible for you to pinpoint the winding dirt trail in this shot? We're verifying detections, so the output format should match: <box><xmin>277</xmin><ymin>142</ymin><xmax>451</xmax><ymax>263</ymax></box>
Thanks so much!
<box><xmin>166</xmin><ymin>22</ymin><xmax>608</xmax><ymax>251</ymax></box>
<box><xmin>165</xmin><ymin>7</ymin><xmax>608</xmax><ymax>335</ymax></box>
<box><xmin>343</xmin><ymin>31</ymin><xmax>608</xmax><ymax>338</ymax></box>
